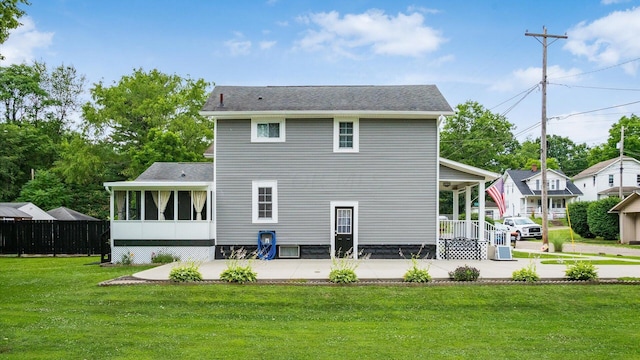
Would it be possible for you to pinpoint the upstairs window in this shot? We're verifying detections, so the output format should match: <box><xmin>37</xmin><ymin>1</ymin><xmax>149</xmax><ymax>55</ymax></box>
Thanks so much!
<box><xmin>333</xmin><ymin>118</ymin><xmax>359</xmax><ymax>152</ymax></box>
<box><xmin>252</xmin><ymin>180</ymin><xmax>278</xmax><ymax>223</ymax></box>
<box><xmin>636</xmin><ymin>174</ymin><xmax>640</xmax><ymax>186</ymax></box>
<box><xmin>251</xmin><ymin>118</ymin><xmax>285</xmax><ymax>142</ymax></box>
<box><xmin>609</xmin><ymin>174</ymin><xmax>614</xmax><ymax>186</ymax></box>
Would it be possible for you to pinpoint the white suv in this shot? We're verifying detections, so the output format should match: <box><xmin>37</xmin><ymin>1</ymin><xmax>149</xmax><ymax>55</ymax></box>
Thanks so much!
<box><xmin>502</xmin><ymin>217</ymin><xmax>542</xmax><ymax>241</ymax></box>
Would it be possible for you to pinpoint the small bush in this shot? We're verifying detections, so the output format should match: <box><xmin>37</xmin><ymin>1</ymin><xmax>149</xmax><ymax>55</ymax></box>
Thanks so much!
<box><xmin>151</xmin><ymin>251</ymin><xmax>179</xmax><ymax>264</ymax></box>
<box><xmin>329</xmin><ymin>248</ymin><xmax>369</xmax><ymax>284</ymax></box>
<box><xmin>550</xmin><ymin>237</ymin><xmax>564</xmax><ymax>253</ymax></box>
<box><xmin>329</xmin><ymin>269</ymin><xmax>358</xmax><ymax>284</ymax></box>
<box><xmin>219</xmin><ymin>247</ymin><xmax>258</xmax><ymax>284</ymax></box>
<box><xmin>120</xmin><ymin>251</ymin><xmax>134</xmax><ymax>265</ymax></box>
<box><xmin>565</xmin><ymin>261</ymin><xmax>598</xmax><ymax>281</ymax></box>
<box><xmin>400</xmin><ymin>247</ymin><xmax>431</xmax><ymax>283</ymax></box>
<box><xmin>449</xmin><ymin>265</ymin><xmax>480</xmax><ymax>281</ymax></box>
<box><xmin>169</xmin><ymin>262</ymin><xmax>203</xmax><ymax>282</ymax></box>
<box><xmin>512</xmin><ymin>262</ymin><xmax>539</xmax><ymax>282</ymax></box>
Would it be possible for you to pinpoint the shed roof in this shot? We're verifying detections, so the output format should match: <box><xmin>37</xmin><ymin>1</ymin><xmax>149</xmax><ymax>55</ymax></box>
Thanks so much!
<box><xmin>0</xmin><ymin>206</ymin><xmax>32</xmax><ymax>219</ymax></box>
<box><xmin>135</xmin><ymin>162</ymin><xmax>213</xmax><ymax>182</ymax></box>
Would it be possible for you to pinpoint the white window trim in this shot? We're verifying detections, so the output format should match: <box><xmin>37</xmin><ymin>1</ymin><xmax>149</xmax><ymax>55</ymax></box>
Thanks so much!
<box><xmin>252</xmin><ymin>180</ymin><xmax>278</xmax><ymax>224</ymax></box>
<box><xmin>251</xmin><ymin>117</ymin><xmax>285</xmax><ymax>143</ymax></box>
<box><xmin>333</xmin><ymin>117</ymin><xmax>359</xmax><ymax>153</ymax></box>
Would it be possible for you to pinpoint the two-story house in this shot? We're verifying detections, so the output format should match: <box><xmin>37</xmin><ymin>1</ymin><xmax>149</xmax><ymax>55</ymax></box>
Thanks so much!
<box><xmin>573</xmin><ymin>156</ymin><xmax>640</xmax><ymax>201</ymax></box>
<box><xmin>104</xmin><ymin>85</ymin><xmax>504</xmax><ymax>263</ymax></box>
<box><xmin>503</xmin><ymin>165</ymin><xmax>582</xmax><ymax>218</ymax></box>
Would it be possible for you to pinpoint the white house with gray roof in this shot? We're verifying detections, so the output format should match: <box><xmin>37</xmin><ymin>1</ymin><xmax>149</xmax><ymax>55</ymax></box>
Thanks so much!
<box><xmin>104</xmin><ymin>85</ymin><xmax>503</xmax><ymax>263</ymax></box>
<box><xmin>503</xmin><ymin>167</ymin><xmax>582</xmax><ymax>218</ymax></box>
<box><xmin>572</xmin><ymin>156</ymin><xmax>640</xmax><ymax>202</ymax></box>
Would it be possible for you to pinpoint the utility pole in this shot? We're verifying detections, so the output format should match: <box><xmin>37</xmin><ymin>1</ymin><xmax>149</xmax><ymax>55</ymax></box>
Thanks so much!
<box><xmin>525</xmin><ymin>27</ymin><xmax>567</xmax><ymax>251</ymax></box>
<box><xmin>620</xmin><ymin>125</ymin><xmax>624</xmax><ymax>199</ymax></box>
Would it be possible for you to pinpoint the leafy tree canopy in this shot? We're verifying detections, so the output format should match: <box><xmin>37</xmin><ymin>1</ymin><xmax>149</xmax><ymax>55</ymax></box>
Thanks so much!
<box><xmin>440</xmin><ymin>100</ymin><xmax>518</xmax><ymax>173</ymax></box>
<box><xmin>0</xmin><ymin>0</ymin><xmax>29</xmax><ymax>59</ymax></box>
<box><xmin>588</xmin><ymin>114</ymin><xmax>640</xmax><ymax>166</ymax></box>
<box><xmin>17</xmin><ymin>169</ymin><xmax>70</xmax><ymax>211</ymax></box>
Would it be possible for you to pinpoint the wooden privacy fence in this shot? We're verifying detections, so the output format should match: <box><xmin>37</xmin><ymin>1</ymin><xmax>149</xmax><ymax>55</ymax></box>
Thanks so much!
<box><xmin>0</xmin><ymin>220</ymin><xmax>109</xmax><ymax>256</ymax></box>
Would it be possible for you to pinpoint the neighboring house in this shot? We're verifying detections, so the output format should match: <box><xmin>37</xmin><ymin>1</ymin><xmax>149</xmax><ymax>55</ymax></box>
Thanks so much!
<box><xmin>472</xmin><ymin>201</ymin><xmax>501</xmax><ymax>221</ymax></box>
<box><xmin>502</xmin><ymin>166</ymin><xmax>583</xmax><ymax>219</ymax></box>
<box><xmin>104</xmin><ymin>85</ymin><xmax>503</xmax><ymax>263</ymax></box>
<box><xmin>104</xmin><ymin>162</ymin><xmax>215</xmax><ymax>262</ymax></box>
<box><xmin>609</xmin><ymin>191</ymin><xmax>640</xmax><ymax>244</ymax></box>
<box><xmin>0</xmin><ymin>202</ymin><xmax>56</xmax><ymax>220</ymax></box>
<box><xmin>573</xmin><ymin>156</ymin><xmax>640</xmax><ymax>201</ymax></box>
<box><xmin>47</xmin><ymin>207</ymin><xmax>100</xmax><ymax>221</ymax></box>
<box><xmin>0</xmin><ymin>206</ymin><xmax>32</xmax><ymax>221</ymax></box>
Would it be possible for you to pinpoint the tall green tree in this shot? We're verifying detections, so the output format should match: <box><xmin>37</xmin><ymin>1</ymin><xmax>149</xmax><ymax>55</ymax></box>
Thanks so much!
<box><xmin>513</xmin><ymin>135</ymin><xmax>589</xmax><ymax>176</ymax></box>
<box><xmin>82</xmin><ymin>68</ymin><xmax>213</xmax><ymax>174</ymax></box>
<box><xmin>0</xmin><ymin>63</ymin><xmax>47</xmax><ymax>122</ymax></box>
<box><xmin>587</xmin><ymin>114</ymin><xmax>640</xmax><ymax>166</ymax></box>
<box><xmin>0</xmin><ymin>0</ymin><xmax>30</xmax><ymax>60</ymax></box>
<box><xmin>17</xmin><ymin>169</ymin><xmax>70</xmax><ymax>211</ymax></box>
<box><xmin>128</xmin><ymin>129</ymin><xmax>204</xmax><ymax>178</ymax></box>
<box><xmin>440</xmin><ymin>100</ymin><xmax>519</xmax><ymax>172</ymax></box>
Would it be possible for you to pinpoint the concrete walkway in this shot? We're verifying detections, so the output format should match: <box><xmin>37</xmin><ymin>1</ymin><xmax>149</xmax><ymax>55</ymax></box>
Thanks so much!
<box><xmin>132</xmin><ymin>242</ymin><xmax>640</xmax><ymax>282</ymax></box>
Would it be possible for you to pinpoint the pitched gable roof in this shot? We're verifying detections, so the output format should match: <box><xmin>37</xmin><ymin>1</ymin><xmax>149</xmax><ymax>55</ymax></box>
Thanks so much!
<box><xmin>201</xmin><ymin>85</ymin><xmax>453</xmax><ymax>114</ymax></box>
<box><xmin>0</xmin><ymin>206</ymin><xmax>32</xmax><ymax>219</ymax></box>
<box><xmin>573</xmin><ymin>156</ymin><xmax>637</xmax><ymax>179</ymax></box>
<box><xmin>506</xmin><ymin>169</ymin><xmax>583</xmax><ymax>196</ymax></box>
<box><xmin>47</xmin><ymin>207</ymin><xmax>99</xmax><ymax>221</ymax></box>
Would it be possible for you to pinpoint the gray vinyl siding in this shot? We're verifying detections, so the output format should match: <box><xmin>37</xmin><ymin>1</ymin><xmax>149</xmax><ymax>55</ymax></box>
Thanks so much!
<box><xmin>216</xmin><ymin>118</ymin><xmax>438</xmax><ymax>246</ymax></box>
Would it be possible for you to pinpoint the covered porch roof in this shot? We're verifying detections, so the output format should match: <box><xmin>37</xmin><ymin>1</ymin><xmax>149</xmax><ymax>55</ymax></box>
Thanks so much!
<box><xmin>439</xmin><ymin>158</ymin><xmax>500</xmax><ymax>190</ymax></box>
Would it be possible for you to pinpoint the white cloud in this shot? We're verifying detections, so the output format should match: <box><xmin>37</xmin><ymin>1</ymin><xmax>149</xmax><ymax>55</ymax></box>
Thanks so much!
<box><xmin>564</xmin><ymin>6</ymin><xmax>640</xmax><ymax>74</ymax></box>
<box><xmin>601</xmin><ymin>0</ymin><xmax>630</xmax><ymax>4</ymax></box>
<box><xmin>260</xmin><ymin>41</ymin><xmax>276</xmax><ymax>50</ymax></box>
<box><xmin>491</xmin><ymin>65</ymin><xmax>582</xmax><ymax>92</ymax></box>
<box><xmin>294</xmin><ymin>9</ymin><xmax>446</xmax><ymax>58</ymax></box>
<box><xmin>1</xmin><ymin>17</ymin><xmax>53</xmax><ymax>64</ymax></box>
<box><xmin>224</xmin><ymin>32</ymin><xmax>252</xmax><ymax>56</ymax></box>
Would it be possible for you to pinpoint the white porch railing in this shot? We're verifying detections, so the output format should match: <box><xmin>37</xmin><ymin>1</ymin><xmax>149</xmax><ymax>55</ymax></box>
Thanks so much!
<box><xmin>438</xmin><ymin>220</ymin><xmax>506</xmax><ymax>246</ymax></box>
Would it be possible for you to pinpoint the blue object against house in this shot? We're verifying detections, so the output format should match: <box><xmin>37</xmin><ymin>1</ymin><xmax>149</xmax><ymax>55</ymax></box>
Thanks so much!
<box><xmin>257</xmin><ymin>230</ymin><xmax>276</xmax><ymax>260</ymax></box>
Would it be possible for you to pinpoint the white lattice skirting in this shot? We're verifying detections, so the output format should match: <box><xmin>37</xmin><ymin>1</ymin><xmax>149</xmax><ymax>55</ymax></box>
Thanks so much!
<box><xmin>437</xmin><ymin>239</ymin><xmax>488</xmax><ymax>260</ymax></box>
<box><xmin>112</xmin><ymin>246</ymin><xmax>215</xmax><ymax>264</ymax></box>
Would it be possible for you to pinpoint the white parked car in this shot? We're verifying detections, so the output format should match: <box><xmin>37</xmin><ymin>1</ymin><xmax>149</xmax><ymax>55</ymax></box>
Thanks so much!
<box><xmin>502</xmin><ymin>217</ymin><xmax>542</xmax><ymax>241</ymax></box>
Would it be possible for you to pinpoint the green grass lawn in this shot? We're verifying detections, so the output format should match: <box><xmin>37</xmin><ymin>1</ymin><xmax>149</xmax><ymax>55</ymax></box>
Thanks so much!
<box><xmin>1</xmin><ymin>257</ymin><xmax>640</xmax><ymax>359</ymax></box>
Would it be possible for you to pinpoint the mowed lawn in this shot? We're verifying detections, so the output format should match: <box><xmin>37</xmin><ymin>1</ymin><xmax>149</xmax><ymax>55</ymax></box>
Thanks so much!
<box><xmin>1</xmin><ymin>257</ymin><xmax>639</xmax><ymax>359</ymax></box>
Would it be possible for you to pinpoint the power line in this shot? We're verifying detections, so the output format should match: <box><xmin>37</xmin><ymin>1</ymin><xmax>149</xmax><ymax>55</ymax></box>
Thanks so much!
<box><xmin>549</xmin><ymin>83</ymin><xmax>640</xmax><ymax>92</ymax></box>
<box><xmin>549</xmin><ymin>100</ymin><xmax>640</xmax><ymax>120</ymax></box>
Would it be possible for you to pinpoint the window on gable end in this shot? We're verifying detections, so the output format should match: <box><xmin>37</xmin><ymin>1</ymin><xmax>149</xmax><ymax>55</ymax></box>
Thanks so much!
<box><xmin>251</xmin><ymin>118</ymin><xmax>285</xmax><ymax>142</ymax></box>
<box><xmin>333</xmin><ymin>118</ymin><xmax>359</xmax><ymax>152</ymax></box>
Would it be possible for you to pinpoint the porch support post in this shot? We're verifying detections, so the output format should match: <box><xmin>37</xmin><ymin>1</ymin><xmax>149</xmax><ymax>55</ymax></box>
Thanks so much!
<box><xmin>478</xmin><ymin>181</ymin><xmax>485</xmax><ymax>242</ymax></box>
<box><xmin>465</xmin><ymin>185</ymin><xmax>472</xmax><ymax>238</ymax></box>
<box><xmin>452</xmin><ymin>189</ymin><xmax>459</xmax><ymax>220</ymax></box>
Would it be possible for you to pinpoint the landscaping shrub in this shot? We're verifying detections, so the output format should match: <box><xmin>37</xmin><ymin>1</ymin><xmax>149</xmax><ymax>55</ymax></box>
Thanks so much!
<box><xmin>448</xmin><ymin>265</ymin><xmax>480</xmax><ymax>281</ymax></box>
<box><xmin>329</xmin><ymin>248</ymin><xmax>369</xmax><ymax>284</ymax></box>
<box><xmin>120</xmin><ymin>251</ymin><xmax>134</xmax><ymax>265</ymax></box>
<box><xmin>550</xmin><ymin>236</ymin><xmax>564</xmax><ymax>253</ymax></box>
<box><xmin>587</xmin><ymin>197</ymin><xmax>620</xmax><ymax>240</ymax></box>
<box><xmin>219</xmin><ymin>247</ymin><xmax>257</xmax><ymax>284</ymax></box>
<box><xmin>565</xmin><ymin>261</ymin><xmax>598</xmax><ymax>281</ymax></box>
<box><xmin>169</xmin><ymin>262</ymin><xmax>203</xmax><ymax>282</ymax></box>
<box><xmin>512</xmin><ymin>262</ymin><xmax>539</xmax><ymax>282</ymax></box>
<box><xmin>567</xmin><ymin>201</ymin><xmax>595</xmax><ymax>238</ymax></box>
<box><xmin>400</xmin><ymin>246</ymin><xmax>431</xmax><ymax>283</ymax></box>
<box><xmin>151</xmin><ymin>251</ymin><xmax>179</xmax><ymax>264</ymax></box>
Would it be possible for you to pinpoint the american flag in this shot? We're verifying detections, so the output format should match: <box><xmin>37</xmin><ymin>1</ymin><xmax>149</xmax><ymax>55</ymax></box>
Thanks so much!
<box><xmin>486</xmin><ymin>177</ymin><xmax>506</xmax><ymax>217</ymax></box>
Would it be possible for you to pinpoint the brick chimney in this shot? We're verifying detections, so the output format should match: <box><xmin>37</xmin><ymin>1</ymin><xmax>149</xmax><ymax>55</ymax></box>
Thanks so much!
<box><xmin>531</xmin><ymin>164</ymin><xmax>538</xmax><ymax>172</ymax></box>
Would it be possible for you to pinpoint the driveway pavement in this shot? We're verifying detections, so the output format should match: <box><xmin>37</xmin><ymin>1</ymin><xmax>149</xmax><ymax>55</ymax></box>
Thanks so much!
<box><xmin>132</xmin><ymin>242</ymin><xmax>640</xmax><ymax>281</ymax></box>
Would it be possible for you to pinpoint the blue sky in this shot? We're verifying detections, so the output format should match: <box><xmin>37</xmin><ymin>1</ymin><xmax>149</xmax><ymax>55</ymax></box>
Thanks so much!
<box><xmin>4</xmin><ymin>0</ymin><xmax>640</xmax><ymax>146</ymax></box>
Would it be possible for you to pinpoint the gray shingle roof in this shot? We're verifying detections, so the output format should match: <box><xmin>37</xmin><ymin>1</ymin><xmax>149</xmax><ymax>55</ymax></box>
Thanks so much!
<box><xmin>47</xmin><ymin>207</ymin><xmax>99</xmax><ymax>221</ymax></box>
<box><xmin>135</xmin><ymin>162</ymin><xmax>213</xmax><ymax>182</ymax></box>
<box><xmin>507</xmin><ymin>169</ymin><xmax>583</xmax><ymax>196</ymax></box>
<box><xmin>0</xmin><ymin>206</ymin><xmax>32</xmax><ymax>219</ymax></box>
<box><xmin>201</xmin><ymin>85</ymin><xmax>453</xmax><ymax>113</ymax></box>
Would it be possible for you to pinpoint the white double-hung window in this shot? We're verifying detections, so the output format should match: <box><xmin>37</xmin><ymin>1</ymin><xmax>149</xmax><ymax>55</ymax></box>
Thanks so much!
<box><xmin>333</xmin><ymin>117</ymin><xmax>359</xmax><ymax>152</ymax></box>
<box><xmin>251</xmin><ymin>118</ymin><xmax>285</xmax><ymax>142</ymax></box>
<box><xmin>252</xmin><ymin>180</ymin><xmax>278</xmax><ymax>223</ymax></box>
